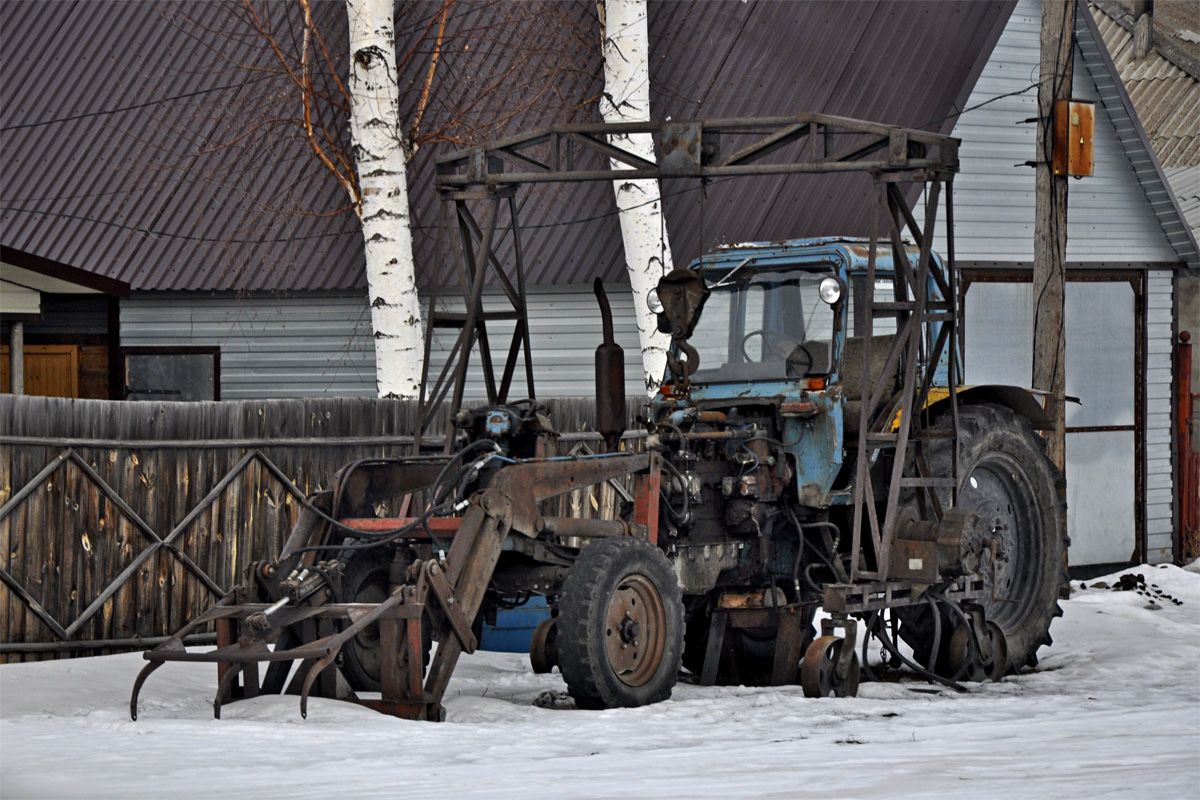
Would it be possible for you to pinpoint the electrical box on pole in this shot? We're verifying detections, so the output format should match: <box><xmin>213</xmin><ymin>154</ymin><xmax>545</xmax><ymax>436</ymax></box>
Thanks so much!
<box><xmin>1053</xmin><ymin>98</ymin><xmax>1095</xmax><ymax>177</ymax></box>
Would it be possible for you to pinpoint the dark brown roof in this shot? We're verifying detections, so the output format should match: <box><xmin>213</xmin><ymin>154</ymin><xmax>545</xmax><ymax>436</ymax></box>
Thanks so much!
<box><xmin>1</xmin><ymin>1</ymin><xmax>1013</xmax><ymax>292</ymax></box>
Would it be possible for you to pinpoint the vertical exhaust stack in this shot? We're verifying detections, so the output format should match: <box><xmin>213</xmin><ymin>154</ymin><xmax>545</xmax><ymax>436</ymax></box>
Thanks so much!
<box><xmin>593</xmin><ymin>278</ymin><xmax>626</xmax><ymax>452</ymax></box>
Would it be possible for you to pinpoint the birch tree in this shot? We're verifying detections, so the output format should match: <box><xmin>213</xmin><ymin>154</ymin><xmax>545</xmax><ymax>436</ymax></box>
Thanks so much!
<box><xmin>345</xmin><ymin>0</ymin><xmax>424</xmax><ymax>398</ymax></box>
<box><xmin>599</xmin><ymin>0</ymin><xmax>674</xmax><ymax>394</ymax></box>
<box><xmin>187</xmin><ymin>0</ymin><xmax>596</xmax><ymax>400</ymax></box>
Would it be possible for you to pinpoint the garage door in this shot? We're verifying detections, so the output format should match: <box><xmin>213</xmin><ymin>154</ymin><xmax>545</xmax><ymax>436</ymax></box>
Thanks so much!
<box><xmin>963</xmin><ymin>276</ymin><xmax>1139</xmax><ymax>568</ymax></box>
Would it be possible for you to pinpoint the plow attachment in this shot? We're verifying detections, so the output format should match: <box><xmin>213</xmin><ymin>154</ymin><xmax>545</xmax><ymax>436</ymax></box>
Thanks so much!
<box><xmin>131</xmin><ymin>451</ymin><xmax>654</xmax><ymax>722</ymax></box>
<box><xmin>131</xmin><ymin>584</ymin><xmax>432</xmax><ymax>720</ymax></box>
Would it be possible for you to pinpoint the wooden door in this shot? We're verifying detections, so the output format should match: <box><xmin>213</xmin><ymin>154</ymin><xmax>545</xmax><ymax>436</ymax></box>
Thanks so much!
<box><xmin>1</xmin><ymin>344</ymin><xmax>80</xmax><ymax>398</ymax></box>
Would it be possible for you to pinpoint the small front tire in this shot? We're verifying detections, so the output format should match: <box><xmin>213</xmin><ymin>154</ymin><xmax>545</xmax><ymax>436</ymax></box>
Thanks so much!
<box><xmin>557</xmin><ymin>537</ymin><xmax>684</xmax><ymax>710</ymax></box>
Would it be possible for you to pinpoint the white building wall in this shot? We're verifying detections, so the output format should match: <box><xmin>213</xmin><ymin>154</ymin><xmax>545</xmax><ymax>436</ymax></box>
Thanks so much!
<box><xmin>936</xmin><ymin>0</ymin><xmax>1177</xmax><ymax>263</ymax></box>
<box><xmin>122</xmin><ymin>286</ymin><xmax>648</xmax><ymax>402</ymax></box>
<box><xmin>1145</xmin><ymin>270</ymin><xmax>1175</xmax><ymax>564</ymax></box>
<box><xmin>944</xmin><ymin>0</ymin><xmax>1180</xmax><ymax>564</ymax></box>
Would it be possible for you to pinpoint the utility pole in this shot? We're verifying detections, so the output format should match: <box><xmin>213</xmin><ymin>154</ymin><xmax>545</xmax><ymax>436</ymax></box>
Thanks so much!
<box><xmin>1033</xmin><ymin>0</ymin><xmax>1075</xmax><ymax>474</ymax></box>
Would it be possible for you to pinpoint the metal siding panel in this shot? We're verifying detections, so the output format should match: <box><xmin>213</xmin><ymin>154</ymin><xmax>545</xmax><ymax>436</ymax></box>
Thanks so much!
<box><xmin>939</xmin><ymin>0</ymin><xmax>1186</xmax><ymax>263</ymax></box>
<box><xmin>1146</xmin><ymin>505</ymin><xmax>1172</xmax><ymax>524</ymax></box>
<box><xmin>425</xmin><ymin>285</ymin><xmax>648</xmax><ymax>398</ymax></box>
<box><xmin>121</xmin><ymin>290</ymin><xmax>377</xmax><ymax>399</ymax></box>
<box><xmin>1145</xmin><ymin>488</ymin><xmax>1172</xmax><ymax>505</ymax></box>
<box><xmin>1144</xmin><ymin>264</ymin><xmax>1174</xmax><ymax>565</ymax></box>
<box><xmin>1146</xmin><ymin>472</ymin><xmax>1172</xmax><ymax>491</ymax></box>
<box><xmin>1146</xmin><ymin>429</ymin><xmax>1172</xmax><ymax>447</ymax></box>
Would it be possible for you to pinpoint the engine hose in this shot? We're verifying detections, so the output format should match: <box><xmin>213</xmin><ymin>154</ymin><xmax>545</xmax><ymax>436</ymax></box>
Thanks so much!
<box><xmin>934</xmin><ymin>592</ymin><xmax>979</xmax><ymax>683</ymax></box>
<box><xmin>925</xmin><ymin>594</ymin><xmax>943</xmax><ymax>676</ymax></box>
<box><xmin>658</xmin><ymin>455</ymin><xmax>692</xmax><ymax>524</ymax></box>
<box><xmin>868</xmin><ymin>612</ymin><xmax>968</xmax><ymax>693</ymax></box>
<box><xmin>295</xmin><ymin>441</ymin><xmax>503</xmax><ymax>555</ymax></box>
<box><xmin>786</xmin><ymin>505</ymin><xmax>844</xmax><ymax>580</ymax></box>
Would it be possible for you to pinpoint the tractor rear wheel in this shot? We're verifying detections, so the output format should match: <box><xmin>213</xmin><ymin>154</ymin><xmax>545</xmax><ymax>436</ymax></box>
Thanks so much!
<box><xmin>337</xmin><ymin>547</ymin><xmax>429</xmax><ymax>692</ymax></box>
<box><xmin>557</xmin><ymin>537</ymin><xmax>683</xmax><ymax>709</ymax></box>
<box><xmin>900</xmin><ymin>403</ymin><xmax>1066</xmax><ymax>672</ymax></box>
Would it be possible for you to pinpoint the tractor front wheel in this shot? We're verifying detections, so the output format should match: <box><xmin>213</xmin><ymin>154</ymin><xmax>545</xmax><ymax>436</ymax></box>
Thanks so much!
<box><xmin>557</xmin><ymin>537</ymin><xmax>684</xmax><ymax>710</ymax></box>
<box><xmin>337</xmin><ymin>547</ymin><xmax>429</xmax><ymax>692</ymax></box>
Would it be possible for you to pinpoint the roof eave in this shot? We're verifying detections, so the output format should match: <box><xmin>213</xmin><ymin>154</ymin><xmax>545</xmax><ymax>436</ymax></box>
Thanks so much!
<box><xmin>1077</xmin><ymin>7</ymin><xmax>1199</xmax><ymax>269</ymax></box>
<box><xmin>0</xmin><ymin>245</ymin><xmax>132</xmax><ymax>298</ymax></box>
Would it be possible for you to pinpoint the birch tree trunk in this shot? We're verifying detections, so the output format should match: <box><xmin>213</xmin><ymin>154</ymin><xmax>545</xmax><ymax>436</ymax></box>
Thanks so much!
<box><xmin>600</xmin><ymin>0</ymin><xmax>673</xmax><ymax>394</ymax></box>
<box><xmin>347</xmin><ymin>0</ymin><xmax>425</xmax><ymax>398</ymax></box>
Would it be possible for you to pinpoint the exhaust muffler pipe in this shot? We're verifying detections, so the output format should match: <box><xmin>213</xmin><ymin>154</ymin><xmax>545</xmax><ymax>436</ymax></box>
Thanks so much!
<box><xmin>593</xmin><ymin>278</ymin><xmax>626</xmax><ymax>452</ymax></box>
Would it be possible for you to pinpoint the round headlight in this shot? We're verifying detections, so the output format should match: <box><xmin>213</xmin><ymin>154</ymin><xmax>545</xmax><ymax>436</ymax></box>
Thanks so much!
<box><xmin>647</xmin><ymin>288</ymin><xmax>664</xmax><ymax>314</ymax></box>
<box><xmin>819</xmin><ymin>277</ymin><xmax>843</xmax><ymax>304</ymax></box>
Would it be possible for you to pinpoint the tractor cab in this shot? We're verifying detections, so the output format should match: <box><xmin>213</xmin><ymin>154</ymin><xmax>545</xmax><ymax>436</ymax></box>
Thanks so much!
<box><xmin>650</xmin><ymin>237</ymin><xmax>952</xmax><ymax>508</ymax></box>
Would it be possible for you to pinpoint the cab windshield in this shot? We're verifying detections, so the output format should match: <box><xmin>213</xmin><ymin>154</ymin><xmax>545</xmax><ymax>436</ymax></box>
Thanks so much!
<box><xmin>687</xmin><ymin>265</ymin><xmax>838</xmax><ymax>383</ymax></box>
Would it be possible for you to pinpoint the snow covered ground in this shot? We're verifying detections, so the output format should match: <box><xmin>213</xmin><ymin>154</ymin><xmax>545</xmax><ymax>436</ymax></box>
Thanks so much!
<box><xmin>2</xmin><ymin>563</ymin><xmax>1198</xmax><ymax>799</ymax></box>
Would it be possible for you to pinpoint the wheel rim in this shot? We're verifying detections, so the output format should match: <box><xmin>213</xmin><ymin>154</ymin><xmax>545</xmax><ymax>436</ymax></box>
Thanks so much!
<box><xmin>802</xmin><ymin>636</ymin><xmax>859</xmax><ymax>698</ymax></box>
<box><xmin>603</xmin><ymin>574</ymin><xmax>666</xmax><ymax>687</ymax></box>
<box><xmin>958</xmin><ymin>453</ymin><xmax>1042</xmax><ymax>632</ymax></box>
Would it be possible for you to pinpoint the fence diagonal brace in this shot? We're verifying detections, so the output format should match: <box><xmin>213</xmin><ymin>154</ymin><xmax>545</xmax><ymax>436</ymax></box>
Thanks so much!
<box><xmin>64</xmin><ymin>452</ymin><xmax>223</xmax><ymax>596</ymax></box>
<box><xmin>0</xmin><ymin>564</ymin><xmax>69</xmax><ymax>640</ymax></box>
<box><xmin>0</xmin><ymin>448</ymin><xmax>72</xmax><ymax>523</ymax></box>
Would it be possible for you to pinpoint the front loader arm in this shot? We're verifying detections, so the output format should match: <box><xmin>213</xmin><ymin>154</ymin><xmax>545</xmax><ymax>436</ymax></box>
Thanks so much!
<box><xmin>132</xmin><ymin>452</ymin><xmax>657</xmax><ymax>722</ymax></box>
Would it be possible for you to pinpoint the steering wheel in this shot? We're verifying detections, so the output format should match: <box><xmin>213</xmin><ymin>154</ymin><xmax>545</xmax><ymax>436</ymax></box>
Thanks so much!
<box><xmin>741</xmin><ymin>329</ymin><xmax>813</xmax><ymax>373</ymax></box>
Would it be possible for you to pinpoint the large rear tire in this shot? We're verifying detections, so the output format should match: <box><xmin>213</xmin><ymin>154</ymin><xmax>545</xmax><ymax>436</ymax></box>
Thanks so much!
<box><xmin>901</xmin><ymin>403</ymin><xmax>1066</xmax><ymax>671</ymax></box>
<box><xmin>337</xmin><ymin>548</ymin><xmax>429</xmax><ymax>692</ymax></box>
<box><xmin>557</xmin><ymin>537</ymin><xmax>684</xmax><ymax>709</ymax></box>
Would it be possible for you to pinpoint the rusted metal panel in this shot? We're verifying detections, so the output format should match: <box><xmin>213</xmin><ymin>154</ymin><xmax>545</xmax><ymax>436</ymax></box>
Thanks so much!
<box><xmin>1053</xmin><ymin>99</ymin><xmax>1096</xmax><ymax>177</ymax></box>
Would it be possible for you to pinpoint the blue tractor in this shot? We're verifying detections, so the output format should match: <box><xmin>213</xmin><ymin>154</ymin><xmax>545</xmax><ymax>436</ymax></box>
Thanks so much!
<box><xmin>637</xmin><ymin>237</ymin><xmax>1064</xmax><ymax>701</ymax></box>
<box><xmin>134</xmin><ymin>117</ymin><xmax>1065</xmax><ymax>721</ymax></box>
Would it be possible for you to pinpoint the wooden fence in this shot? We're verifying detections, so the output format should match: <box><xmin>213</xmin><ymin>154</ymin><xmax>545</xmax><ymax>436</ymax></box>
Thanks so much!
<box><xmin>0</xmin><ymin>394</ymin><xmax>643</xmax><ymax>662</ymax></box>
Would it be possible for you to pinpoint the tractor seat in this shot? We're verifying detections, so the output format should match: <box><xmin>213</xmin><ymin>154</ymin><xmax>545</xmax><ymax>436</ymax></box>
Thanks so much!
<box><xmin>841</xmin><ymin>334</ymin><xmax>899</xmax><ymax>437</ymax></box>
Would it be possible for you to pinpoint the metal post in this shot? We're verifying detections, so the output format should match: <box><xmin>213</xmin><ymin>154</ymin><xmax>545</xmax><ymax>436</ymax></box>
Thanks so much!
<box><xmin>1178</xmin><ymin>331</ymin><xmax>1197</xmax><ymax>562</ymax></box>
<box><xmin>9</xmin><ymin>321</ymin><xmax>23</xmax><ymax>395</ymax></box>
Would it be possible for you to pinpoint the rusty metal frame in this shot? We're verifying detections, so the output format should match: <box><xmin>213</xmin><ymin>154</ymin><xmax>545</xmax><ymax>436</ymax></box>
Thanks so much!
<box><xmin>419</xmin><ymin>115</ymin><xmax>960</xmax><ymax>453</ymax></box>
<box><xmin>847</xmin><ymin>172</ymin><xmax>960</xmax><ymax>582</ymax></box>
<box><xmin>417</xmin><ymin>185</ymin><xmax>536</xmax><ymax>450</ymax></box>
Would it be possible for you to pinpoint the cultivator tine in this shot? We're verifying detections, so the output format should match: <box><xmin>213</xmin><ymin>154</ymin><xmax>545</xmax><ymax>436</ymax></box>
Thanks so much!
<box><xmin>299</xmin><ymin>649</ymin><xmax>341</xmax><ymax>719</ymax></box>
<box><xmin>213</xmin><ymin>663</ymin><xmax>243</xmax><ymax>719</ymax></box>
<box><xmin>129</xmin><ymin>660</ymin><xmax>165</xmax><ymax>721</ymax></box>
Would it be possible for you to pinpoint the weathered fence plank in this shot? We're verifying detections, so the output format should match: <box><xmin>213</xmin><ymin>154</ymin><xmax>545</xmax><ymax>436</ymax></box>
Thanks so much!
<box><xmin>1</xmin><ymin>394</ymin><xmax>647</xmax><ymax>661</ymax></box>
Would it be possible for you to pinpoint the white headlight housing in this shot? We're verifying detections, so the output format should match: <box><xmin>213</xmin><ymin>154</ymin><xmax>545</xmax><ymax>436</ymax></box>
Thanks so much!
<box><xmin>647</xmin><ymin>288</ymin><xmax>664</xmax><ymax>314</ymax></box>
<box><xmin>819</xmin><ymin>276</ymin><xmax>843</xmax><ymax>304</ymax></box>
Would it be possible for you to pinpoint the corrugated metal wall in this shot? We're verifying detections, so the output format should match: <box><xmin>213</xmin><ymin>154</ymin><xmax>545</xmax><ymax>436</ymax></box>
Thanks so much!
<box><xmin>935</xmin><ymin>0</ymin><xmax>1177</xmax><ymax>263</ymax></box>
<box><xmin>121</xmin><ymin>286</ymin><xmax>648</xmax><ymax>401</ymax></box>
<box><xmin>121</xmin><ymin>292</ymin><xmax>377</xmax><ymax>400</ymax></box>
<box><xmin>425</xmin><ymin>286</ymin><xmax>646</xmax><ymax>400</ymax></box>
<box><xmin>1145</xmin><ymin>270</ymin><xmax>1175</xmax><ymax>564</ymax></box>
